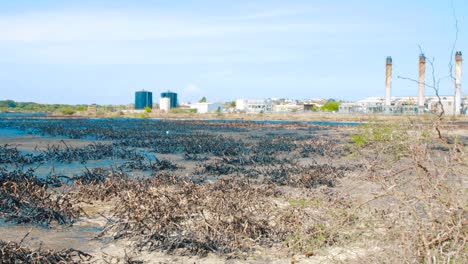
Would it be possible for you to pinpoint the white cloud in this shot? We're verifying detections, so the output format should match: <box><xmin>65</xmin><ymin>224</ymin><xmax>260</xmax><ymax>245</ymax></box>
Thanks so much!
<box><xmin>0</xmin><ymin>9</ymin><xmax>363</xmax><ymax>44</ymax></box>
<box><xmin>0</xmin><ymin>8</ymin><xmax>375</xmax><ymax>65</ymax></box>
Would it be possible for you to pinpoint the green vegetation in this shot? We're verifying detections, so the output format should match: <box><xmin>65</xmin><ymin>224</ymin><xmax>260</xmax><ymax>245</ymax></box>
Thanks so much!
<box><xmin>144</xmin><ymin>106</ymin><xmax>152</xmax><ymax>113</ymax></box>
<box><xmin>169</xmin><ymin>108</ymin><xmax>197</xmax><ymax>114</ymax></box>
<box><xmin>75</xmin><ymin>105</ymin><xmax>87</xmax><ymax>111</ymax></box>
<box><xmin>350</xmin><ymin>121</ymin><xmax>413</xmax><ymax>161</ymax></box>
<box><xmin>60</xmin><ymin>108</ymin><xmax>76</xmax><ymax>115</ymax></box>
<box><xmin>223</xmin><ymin>101</ymin><xmax>236</xmax><ymax>109</ymax></box>
<box><xmin>351</xmin><ymin>122</ymin><xmax>399</xmax><ymax>146</ymax></box>
<box><xmin>0</xmin><ymin>100</ymin><xmax>86</xmax><ymax>114</ymax></box>
<box><xmin>320</xmin><ymin>100</ymin><xmax>340</xmax><ymax>112</ymax></box>
<box><xmin>0</xmin><ymin>100</ymin><xmax>132</xmax><ymax>116</ymax></box>
<box><xmin>199</xmin><ymin>97</ymin><xmax>207</xmax><ymax>103</ymax></box>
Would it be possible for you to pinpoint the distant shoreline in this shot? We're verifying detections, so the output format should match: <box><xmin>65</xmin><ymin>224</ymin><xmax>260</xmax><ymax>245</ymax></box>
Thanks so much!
<box><xmin>2</xmin><ymin>111</ymin><xmax>468</xmax><ymax>125</ymax></box>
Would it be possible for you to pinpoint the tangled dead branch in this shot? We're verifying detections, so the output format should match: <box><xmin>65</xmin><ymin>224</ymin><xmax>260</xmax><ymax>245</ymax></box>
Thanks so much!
<box><xmin>0</xmin><ymin>239</ymin><xmax>92</xmax><ymax>263</ymax></box>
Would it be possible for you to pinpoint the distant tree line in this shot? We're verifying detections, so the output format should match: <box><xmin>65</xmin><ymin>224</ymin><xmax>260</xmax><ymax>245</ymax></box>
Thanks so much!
<box><xmin>0</xmin><ymin>100</ymin><xmax>87</xmax><ymax>115</ymax></box>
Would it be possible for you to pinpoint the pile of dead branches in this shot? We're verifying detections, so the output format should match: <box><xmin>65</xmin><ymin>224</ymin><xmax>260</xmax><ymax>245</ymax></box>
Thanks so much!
<box><xmin>0</xmin><ymin>180</ymin><xmax>80</xmax><ymax>227</ymax></box>
<box><xmin>0</xmin><ymin>168</ymin><xmax>80</xmax><ymax>227</ymax></box>
<box><xmin>0</xmin><ymin>240</ymin><xmax>92</xmax><ymax>263</ymax></box>
<box><xmin>101</xmin><ymin>178</ymin><xmax>287</xmax><ymax>256</ymax></box>
<box><xmin>68</xmin><ymin>169</ymin><xmax>133</xmax><ymax>202</ymax></box>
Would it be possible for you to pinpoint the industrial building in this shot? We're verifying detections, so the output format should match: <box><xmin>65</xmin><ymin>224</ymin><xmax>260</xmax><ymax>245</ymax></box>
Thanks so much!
<box><xmin>236</xmin><ymin>99</ymin><xmax>273</xmax><ymax>113</ymax></box>
<box><xmin>339</xmin><ymin>51</ymin><xmax>466</xmax><ymax>115</ymax></box>
<box><xmin>135</xmin><ymin>91</ymin><xmax>153</xmax><ymax>110</ymax></box>
<box><xmin>161</xmin><ymin>91</ymin><xmax>178</xmax><ymax>109</ymax></box>
<box><xmin>160</xmin><ymin>97</ymin><xmax>171</xmax><ymax>112</ymax></box>
<box><xmin>339</xmin><ymin>96</ymin><xmax>465</xmax><ymax>115</ymax></box>
<box><xmin>190</xmin><ymin>102</ymin><xmax>223</xmax><ymax>113</ymax></box>
<box><xmin>273</xmin><ymin>104</ymin><xmax>304</xmax><ymax>113</ymax></box>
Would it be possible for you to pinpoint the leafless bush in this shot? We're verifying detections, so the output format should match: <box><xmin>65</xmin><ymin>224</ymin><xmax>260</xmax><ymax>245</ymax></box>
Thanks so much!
<box><xmin>351</xmin><ymin>120</ymin><xmax>467</xmax><ymax>263</ymax></box>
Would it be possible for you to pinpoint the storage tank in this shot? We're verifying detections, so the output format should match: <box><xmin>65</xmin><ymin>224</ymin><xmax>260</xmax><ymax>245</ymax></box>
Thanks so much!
<box><xmin>135</xmin><ymin>91</ymin><xmax>153</xmax><ymax>110</ymax></box>
<box><xmin>161</xmin><ymin>91</ymin><xmax>178</xmax><ymax>108</ymax></box>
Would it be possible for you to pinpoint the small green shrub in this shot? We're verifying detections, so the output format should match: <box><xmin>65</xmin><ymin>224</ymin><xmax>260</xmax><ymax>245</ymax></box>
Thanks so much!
<box><xmin>61</xmin><ymin>108</ymin><xmax>76</xmax><ymax>115</ymax></box>
<box><xmin>321</xmin><ymin>101</ymin><xmax>340</xmax><ymax>112</ymax></box>
<box><xmin>169</xmin><ymin>108</ymin><xmax>197</xmax><ymax>114</ymax></box>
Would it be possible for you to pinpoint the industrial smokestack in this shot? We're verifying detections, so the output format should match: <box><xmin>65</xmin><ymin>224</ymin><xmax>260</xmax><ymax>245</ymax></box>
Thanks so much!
<box><xmin>385</xmin><ymin>56</ymin><xmax>392</xmax><ymax>109</ymax></box>
<box><xmin>454</xmin><ymin>51</ymin><xmax>462</xmax><ymax>115</ymax></box>
<box><xmin>418</xmin><ymin>54</ymin><xmax>426</xmax><ymax>113</ymax></box>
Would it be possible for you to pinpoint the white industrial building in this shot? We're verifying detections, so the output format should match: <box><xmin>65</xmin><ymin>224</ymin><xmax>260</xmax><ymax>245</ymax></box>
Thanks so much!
<box><xmin>339</xmin><ymin>96</ymin><xmax>467</xmax><ymax>115</ymax></box>
<box><xmin>340</xmin><ymin>51</ymin><xmax>466</xmax><ymax>115</ymax></box>
<box><xmin>236</xmin><ymin>99</ymin><xmax>273</xmax><ymax>113</ymax></box>
<box><xmin>159</xmin><ymin>97</ymin><xmax>171</xmax><ymax>113</ymax></box>
<box><xmin>190</xmin><ymin>102</ymin><xmax>223</xmax><ymax>114</ymax></box>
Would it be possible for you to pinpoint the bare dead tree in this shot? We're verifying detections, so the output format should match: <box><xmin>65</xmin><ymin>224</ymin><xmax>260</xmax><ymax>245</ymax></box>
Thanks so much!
<box><xmin>397</xmin><ymin>1</ymin><xmax>460</xmax><ymax>142</ymax></box>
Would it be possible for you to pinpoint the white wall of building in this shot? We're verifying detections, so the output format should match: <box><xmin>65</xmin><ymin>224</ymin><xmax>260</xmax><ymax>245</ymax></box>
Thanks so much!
<box><xmin>190</xmin><ymin>103</ymin><xmax>223</xmax><ymax>114</ymax></box>
<box><xmin>235</xmin><ymin>99</ymin><xmax>273</xmax><ymax>113</ymax></box>
<box><xmin>160</xmin><ymin>97</ymin><xmax>171</xmax><ymax>112</ymax></box>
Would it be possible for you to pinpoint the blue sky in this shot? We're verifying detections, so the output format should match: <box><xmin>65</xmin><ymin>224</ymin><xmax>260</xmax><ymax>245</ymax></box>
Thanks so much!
<box><xmin>0</xmin><ymin>0</ymin><xmax>466</xmax><ymax>104</ymax></box>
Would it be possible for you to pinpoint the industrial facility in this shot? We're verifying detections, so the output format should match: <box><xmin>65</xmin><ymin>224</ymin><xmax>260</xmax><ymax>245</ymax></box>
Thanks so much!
<box><xmin>190</xmin><ymin>102</ymin><xmax>223</xmax><ymax>114</ymax></box>
<box><xmin>134</xmin><ymin>90</ymin><xmax>153</xmax><ymax>110</ymax></box>
<box><xmin>340</xmin><ymin>51</ymin><xmax>467</xmax><ymax>115</ymax></box>
<box><xmin>161</xmin><ymin>91</ymin><xmax>178</xmax><ymax>109</ymax></box>
<box><xmin>236</xmin><ymin>99</ymin><xmax>273</xmax><ymax>113</ymax></box>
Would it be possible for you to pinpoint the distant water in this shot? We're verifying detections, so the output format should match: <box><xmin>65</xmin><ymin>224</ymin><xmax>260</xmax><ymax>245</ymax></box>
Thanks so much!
<box><xmin>0</xmin><ymin>128</ymin><xmax>29</xmax><ymax>137</ymax></box>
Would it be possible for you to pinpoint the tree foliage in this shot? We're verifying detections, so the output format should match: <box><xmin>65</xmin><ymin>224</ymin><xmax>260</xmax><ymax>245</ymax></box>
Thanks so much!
<box><xmin>320</xmin><ymin>100</ymin><xmax>340</xmax><ymax>112</ymax></box>
<box><xmin>0</xmin><ymin>100</ymin><xmax>124</xmax><ymax>114</ymax></box>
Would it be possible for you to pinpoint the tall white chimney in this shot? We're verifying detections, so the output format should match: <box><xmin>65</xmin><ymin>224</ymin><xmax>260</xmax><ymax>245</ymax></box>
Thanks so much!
<box><xmin>418</xmin><ymin>54</ymin><xmax>426</xmax><ymax>112</ymax></box>
<box><xmin>454</xmin><ymin>51</ymin><xmax>462</xmax><ymax>115</ymax></box>
<box><xmin>385</xmin><ymin>56</ymin><xmax>392</xmax><ymax>109</ymax></box>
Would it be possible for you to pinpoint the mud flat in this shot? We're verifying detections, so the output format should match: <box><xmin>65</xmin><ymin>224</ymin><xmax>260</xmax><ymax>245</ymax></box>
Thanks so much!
<box><xmin>0</xmin><ymin>118</ymin><xmax>466</xmax><ymax>263</ymax></box>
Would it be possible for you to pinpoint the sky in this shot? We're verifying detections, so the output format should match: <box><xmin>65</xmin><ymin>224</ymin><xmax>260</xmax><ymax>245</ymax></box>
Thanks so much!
<box><xmin>0</xmin><ymin>0</ymin><xmax>467</xmax><ymax>104</ymax></box>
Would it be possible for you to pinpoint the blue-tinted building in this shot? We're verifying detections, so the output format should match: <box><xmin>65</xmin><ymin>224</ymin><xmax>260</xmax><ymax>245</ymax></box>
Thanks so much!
<box><xmin>161</xmin><ymin>91</ymin><xmax>178</xmax><ymax>108</ymax></box>
<box><xmin>135</xmin><ymin>91</ymin><xmax>153</xmax><ymax>109</ymax></box>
